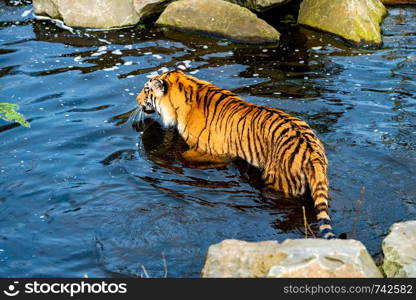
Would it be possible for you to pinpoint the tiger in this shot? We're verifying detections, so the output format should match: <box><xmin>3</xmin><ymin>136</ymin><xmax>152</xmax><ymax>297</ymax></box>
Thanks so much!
<box><xmin>135</xmin><ymin>69</ymin><xmax>335</xmax><ymax>239</ymax></box>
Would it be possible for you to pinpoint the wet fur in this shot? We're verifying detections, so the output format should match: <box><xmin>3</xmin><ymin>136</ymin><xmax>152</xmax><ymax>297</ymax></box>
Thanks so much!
<box><xmin>136</xmin><ymin>70</ymin><xmax>335</xmax><ymax>239</ymax></box>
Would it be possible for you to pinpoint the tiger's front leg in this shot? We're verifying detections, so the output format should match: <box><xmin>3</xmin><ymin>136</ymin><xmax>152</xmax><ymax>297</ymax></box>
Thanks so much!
<box><xmin>181</xmin><ymin>149</ymin><xmax>230</xmax><ymax>169</ymax></box>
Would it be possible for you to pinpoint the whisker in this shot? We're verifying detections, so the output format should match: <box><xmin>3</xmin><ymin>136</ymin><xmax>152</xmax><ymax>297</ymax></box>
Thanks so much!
<box><xmin>128</xmin><ymin>107</ymin><xmax>141</xmax><ymax>123</ymax></box>
<box><xmin>137</xmin><ymin>110</ymin><xmax>144</xmax><ymax>123</ymax></box>
<box><xmin>130</xmin><ymin>107</ymin><xmax>150</xmax><ymax>132</ymax></box>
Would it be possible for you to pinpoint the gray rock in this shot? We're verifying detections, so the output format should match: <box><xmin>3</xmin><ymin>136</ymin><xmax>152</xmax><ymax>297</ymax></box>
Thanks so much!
<box><xmin>298</xmin><ymin>0</ymin><xmax>387</xmax><ymax>46</ymax></box>
<box><xmin>202</xmin><ymin>239</ymin><xmax>382</xmax><ymax>278</ymax></box>
<box><xmin>133</xmin><ymin>0</ymin><xmax>173</xmax><ymax>21</ymax></box>
<box><xmin>155</xmin><ymin>0</ymin><xmax>280</xmax><ymax>44</ymax></box>
<box><xmin>225</xmin><ymin>0</ymin><xmax>292</xmax><ymax>12</ymax></box>
<box><xmin>33</xmin><ymin>0</ymin><xmax>61</xmax><ymax>19</ymax></box>
<box><xmin>382</xmin><ymin>221</ymin><xmax>416</xmax><ymax>278</ymax></box>
<box><xmin>201</xmin><ymin>240</ymin><xmax>286</xmax><ymax>278</ymax></box>
<box><xmin>266</xmin><ymin>239</ymin><xmax>382</xmax><ymax>278</ymax></box>
<box><xmin>33</xmin><ymin>0</ymin><xmax>170</xmax><ymax>29</ymax></box>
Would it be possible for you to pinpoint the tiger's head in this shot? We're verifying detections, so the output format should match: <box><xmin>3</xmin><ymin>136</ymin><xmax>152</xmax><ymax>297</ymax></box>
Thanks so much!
<box><xmin>137</xmin><ymin>77</ymin><xmax>166</xmax><ymax>114</ymax></box>
<box><xmin>136</xmin><ymin>69</ymin><xmax>196</xmax><ymax>129</ymax></box>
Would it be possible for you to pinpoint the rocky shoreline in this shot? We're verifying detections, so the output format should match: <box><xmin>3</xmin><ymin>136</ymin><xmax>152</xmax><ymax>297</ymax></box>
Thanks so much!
<box><xmin>32</xmin><ymin>0</ymin><xmax>414</xmax><ymax>46</ymax></box>
<box><xmin>202</xmin><ymin>221</ymin><xmax>416</xmax><ymax>278</ymax></box>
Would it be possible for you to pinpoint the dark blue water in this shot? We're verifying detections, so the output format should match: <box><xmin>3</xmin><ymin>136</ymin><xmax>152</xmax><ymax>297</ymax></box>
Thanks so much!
<box><xmin>1</xmin><ymin>1</ymin><xmax>415</xmax><ymax>277</ymax></box>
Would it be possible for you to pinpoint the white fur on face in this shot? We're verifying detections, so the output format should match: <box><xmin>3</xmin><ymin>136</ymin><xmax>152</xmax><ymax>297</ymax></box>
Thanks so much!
<box><xmin>156</xmin><ymin>100</ymin><xmax>176</xmax><ymax>128</ymax></box>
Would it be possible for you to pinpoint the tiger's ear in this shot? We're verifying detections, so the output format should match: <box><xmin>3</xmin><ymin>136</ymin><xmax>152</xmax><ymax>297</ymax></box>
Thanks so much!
<box><xmin>151</xmin><ymin>79</ymin><xmax>168</xmax><ymax>95</ymax></box>
<box><xmin>175</xmin><ymin>64</ymin><xmax>186</xmax><ymax>73</ymax></box>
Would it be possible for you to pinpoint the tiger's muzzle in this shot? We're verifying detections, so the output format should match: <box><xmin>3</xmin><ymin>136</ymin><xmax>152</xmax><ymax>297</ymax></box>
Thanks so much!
<box><xmin>141</xmin><ymin>104</ymin><xmax>155</xmax><ymax>114</ymax></box>
<box><xmin>137</xmin><ymin>92</ymin><xmax>156</xmax><ymax>114</ymax></box>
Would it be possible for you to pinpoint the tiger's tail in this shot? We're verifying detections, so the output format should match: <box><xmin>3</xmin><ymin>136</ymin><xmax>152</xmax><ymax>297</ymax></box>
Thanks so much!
<box><xmin>306</xmin><ymin>154</ymin><xmax>335</xmax><ymax>239</ymax></box>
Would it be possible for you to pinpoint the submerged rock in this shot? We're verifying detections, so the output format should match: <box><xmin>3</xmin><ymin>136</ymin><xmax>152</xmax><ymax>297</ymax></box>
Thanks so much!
<box><xmin>202</xmin><ymin>239</ymin><xmax>382</xmax><ymax>278</ymax></box>
<box><xmin>225</xmin><ymin>0</ymin><xmax>293</xmax><ymax>12</ymax></box>
<box><xmin>382</xmin><ymin>221</ymin><xmax>416</xmax><ymax>278</ymax></box>
<box><xmin>155</xmin><ymin>0</ymin><xmax>280</xmax><ymax>44</ymax></box>
<box><xmin>298</xmin><ymin>0</ymin><xmax>387</xmax><ymax>46</ymax></box>
<box><xmin>33</xmin><ymin>0</ymin><xmax>171</xmax><ymax>28</ymax></box>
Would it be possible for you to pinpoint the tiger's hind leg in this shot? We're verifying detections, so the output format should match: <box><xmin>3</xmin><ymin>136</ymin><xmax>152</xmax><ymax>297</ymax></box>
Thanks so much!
<box><xmin>181</xmin><ymin>149</ymin><xmax>230</xmax><ymax>169</ymax></box>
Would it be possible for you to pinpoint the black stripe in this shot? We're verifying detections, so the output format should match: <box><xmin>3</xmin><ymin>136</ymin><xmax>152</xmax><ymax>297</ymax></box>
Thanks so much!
<box><xmin>288</xmin><ymin>136</ymin><xmax>303</xmax><ymax>167</ymax></box>
<box><xmin>221</xmin><ymin>102</ymin><xmax>244</xmax><ymax>133</ymax></box>
<box><xmin>185</xmin><ymin>76</ymin><xmax>200</xmax><ymax>85</ymax></box>
<box><xmin>249</xmin><ymin>109</ymin><xmax>265</xmax><ymax>163</ymax></box>
<box><xmin>318</xmin><ymin>218</ymin><xmax>332</xmax><ymax>226</ymax></box>
<box><xmin>271</xmin><ymin>127</ymin><xmax>291</xmax><ymax>150</ymax></box>
<box><xmin>276</xmin><ymin>134</ymin><xmax>297</xmax><ymax>156</ymax></box>
<box><xmin>267</xmin><ymin>117</ymin><xmax>290</xmax><ymax>136</ymax></box>
<box><xmin>315</xmin><ymin>203</ymin><xmax>328</xmax><ymax>211</ymax></box>
<box><xmin>282</xmin><ymin>138</ymin><xmax>302</xmax><ymax>193</ymax></box>
<box><xmin>206</xmin><ymin>94</ymin><xmax>229</xmax><ymax>148</ymax></box>
<box><xmin>319</xmin><ymin>228</ymin><xmax>334</xmax><ymax>239</ymax></box>
<box><xmin>202</xmin><ymin>88</ymin><xmax>213</xmax><ymax>116</ymax></box>
<box><xmin>260</xmin><ymin>111</ymin><xmax>274</xmax><ymax>132</ymax></box>
<box><xmin>187</xmin><ymin>85</ymin><xmax>194</xmax><ymax>103</ymax></box>
<box><xmin>313</xmin><ymin>192</ymin><xmax>328</xmax><ymax>199</ymax></box>
<box><xmin>219</xmin><ymin>100</ymin><xmax>242</xmax><ymax>128</ymax></box>
<box><xmin>236</xmin><ymin>107</ymin><xmax>255</xmax><ymax>160</ymax></box>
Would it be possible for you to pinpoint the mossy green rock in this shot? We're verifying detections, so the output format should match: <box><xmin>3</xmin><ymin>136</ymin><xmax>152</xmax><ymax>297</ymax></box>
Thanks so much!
<box><xmin>382</xmin><ymin>221</ymin><xmax>416</xmax><ymax>278</ymax></box>
<box><xmin>298</xmin><ymin>0</ymin><xmax>387</xmax><ymax>46</ymax></box>
<box><xmin>156</xmin><ymin>0</ymin><xmax>280</xmax><ymax>44</ymax></box>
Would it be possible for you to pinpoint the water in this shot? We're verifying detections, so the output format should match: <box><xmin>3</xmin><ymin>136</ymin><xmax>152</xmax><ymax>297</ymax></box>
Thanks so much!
<box><xmin>1</xmin><ymin>1</ymin><xmax>415</xmax><ymax>277</ymax></box>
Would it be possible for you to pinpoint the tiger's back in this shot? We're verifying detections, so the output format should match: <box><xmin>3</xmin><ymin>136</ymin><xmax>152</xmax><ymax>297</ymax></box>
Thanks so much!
<box><xmin>136</xmin><ymin>70</ymin><xmax>334</xmax><ymax>239</ymax></box>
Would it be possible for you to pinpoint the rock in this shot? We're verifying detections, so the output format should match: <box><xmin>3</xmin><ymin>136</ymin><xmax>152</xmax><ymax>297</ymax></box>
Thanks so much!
<box><xmin>132</xmin><ymin>0</ymin><xmax>173</xmax><ymax>21</ymax></box>
<box><xmin>382</xmin><ymin>0</ymin><xmax>416</xmax><ymax>4</ymax></box>
<box><xmin>225</xmin><ymin>0</ymin><xmax>292</xmax><ymax>12</ymax></box>
<box><xmin>298</xmin><ymin>0</ymin><xmax>387</xmax><ymax>46</ymax></box>
<box><xmin>266</xmin><ymin>239</ymin><xmax>382</xmax><ymax>277</ymax></box>
<box><xmin>33</xmin><ymin>0</ymin><xmax>61</xmax><ymax>19</ymax></box>
<box><xmin>202</xmin><ymin>239</ymin><xmax>382</xmax><ymax>278</ymax></box>
<box><xmin>382</xmin><ymin>221</ymin><xmax>416</xmax><ymax>278</ymax></box>
<box><xmin>33</xmin><ymin>0</ymin><xmax>171</xmax><ymax>29</ymax></box>
<box><xmin>201</xmin><ymin>240</ymin><xmax>286</xmax><ymax>278</ymax></box>
<box><xmin>155</xmin><ymin>0</ymin><xmax>280</xmax><ymax>44</ymax></box>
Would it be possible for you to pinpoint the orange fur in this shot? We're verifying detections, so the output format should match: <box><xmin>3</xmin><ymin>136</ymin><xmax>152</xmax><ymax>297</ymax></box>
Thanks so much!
<box><xmin>136</xmin><ymin>70</ymin><xmax>334</xmax><ymax>239</ymax></box>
